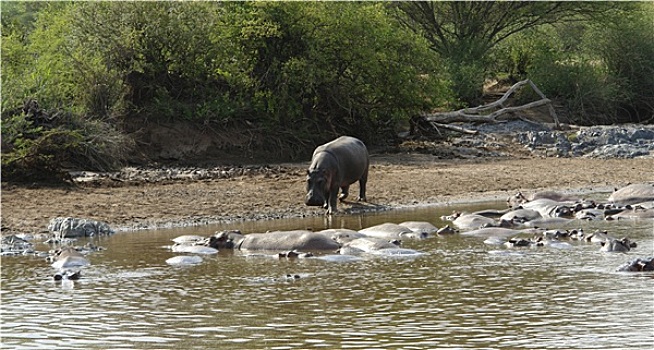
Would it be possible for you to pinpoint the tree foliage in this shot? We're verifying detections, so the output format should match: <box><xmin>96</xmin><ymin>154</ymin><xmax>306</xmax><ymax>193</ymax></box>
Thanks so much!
<box><xmin>395</xmin><ymin>1</ymin><xmax>619</xmax><ymax>104</ymax></box>
<box><xmin>1</xmin><ymin>2</ymin><xmax>653</xmax><ymax>181</ymax></box>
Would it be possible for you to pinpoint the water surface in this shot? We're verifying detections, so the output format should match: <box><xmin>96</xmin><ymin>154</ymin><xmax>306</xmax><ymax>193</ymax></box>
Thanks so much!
<box><xmin>2</xmin><ymin>202</ymin><xmax>653</xmax><ymax>349</ymax></box>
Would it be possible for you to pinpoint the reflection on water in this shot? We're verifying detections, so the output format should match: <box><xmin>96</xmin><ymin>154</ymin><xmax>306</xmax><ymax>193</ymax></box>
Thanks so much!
<box><xmin>2</xmin><ymin>203</ymin><xmax>653</xmax><ymax>349</ymax></box>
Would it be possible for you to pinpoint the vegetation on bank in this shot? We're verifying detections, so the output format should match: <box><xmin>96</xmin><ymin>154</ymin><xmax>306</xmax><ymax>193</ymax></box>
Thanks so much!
<box><xmin>2</xmin><ymin>2</ymin><xmax>653</xmax><ymax>181</ymax></box>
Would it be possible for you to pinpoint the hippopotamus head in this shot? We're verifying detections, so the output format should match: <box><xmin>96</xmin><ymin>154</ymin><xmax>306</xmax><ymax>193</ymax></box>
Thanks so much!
<box><xmin>207</xmin><ymin>230</ymin><xmax>244</xmax><ymax>249</ymax></box>
<box><xmin>618</xmin><ymin>257</ymin><xmax>654</xmax><ymax>272</ymax></box>
<box><xmin>553</xmin><ymin>205</ymin><xmax>573</xmax><ymax>218</ymax></box>
<box><xmin>305</xmin><ymin>168</ymin><xmax>332</xmax><ymax>207</ymax></box>
<box><xmin>507</xmin><ymin>192</ymin><xmax>528</xmax><ymax>208</ymax></box>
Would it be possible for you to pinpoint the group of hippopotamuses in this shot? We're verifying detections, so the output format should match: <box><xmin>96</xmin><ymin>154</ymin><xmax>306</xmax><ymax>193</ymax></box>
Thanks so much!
<box><xmin>165</xmin><ymin>221</ymin><xmax>439</xmax><ymax>266</ymax></box>
<box><xmin>167</xmin><ymin>180</ymin><xmax>654</xmax><ymax>273</ymax></box>
<box><xmin>439</xmin><ymin>182</ymin><xmax>654</xmax><ymax>272</ymax></box>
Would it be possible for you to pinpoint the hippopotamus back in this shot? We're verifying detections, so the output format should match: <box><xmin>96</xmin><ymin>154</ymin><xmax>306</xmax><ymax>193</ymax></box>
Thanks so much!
<box><xmin>238</xmin><ymin>230</ymin><xmax>341</xmax><ymax>251</ymax></box>
<box><xmin>305</xmin><ymin>136</ymin><xmax>369</xmax><ymax>214</ymax></box>
<box><xmin>608</xmin><ymin>183</ymin><xmax>654</xmax><ymax>205</ymax></box>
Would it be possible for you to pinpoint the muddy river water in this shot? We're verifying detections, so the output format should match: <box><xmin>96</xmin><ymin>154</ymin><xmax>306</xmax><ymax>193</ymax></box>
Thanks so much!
<box><xmin>2</xmin><ymin>201</ymin><xmax>653</xmax><ymax>349</ymax></box>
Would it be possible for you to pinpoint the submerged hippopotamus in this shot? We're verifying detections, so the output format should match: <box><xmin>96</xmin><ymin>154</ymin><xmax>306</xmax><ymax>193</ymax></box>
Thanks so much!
<box><xmin>450</xmin><ymin>213</ymin><xmax>514</xmax><ymax>230</ymax></box>
<box><xmin>305</xmin><ymin>136</ymin><xmax>369</xmax><ymax>214</ymax></box>
<box><xmin>600</xmin><ymin>238</ymin><xmax>636</xmax><ymax>252</ymax></box>
<box><xmin>49</xmin><ymin>247</ymin><xmax>91</xmax><ymax>269</ymax></box>
<box><xmin>606</xmin><ymin>206</ymin><xmax>654</xmax><ymax>220</ymax></box>
<box><xmin>359</xmin><ymin>223</ymin><xmax>427</xmax><ymax>240</ymax></box>
<box><xmin>338</xmin><ymin>237</ymin><xmax>400</xmax><ymax>255</ymax></box>
<box><xmin>617</xmin><ymin>257</ymin><xmax>654</xmax><ymax>272</ymax></box>
<box><xmin>608</xmin><ymin>183</ymin><xmax>654</xmax><ymax>205</ymax></box>
<box><xmin>507</xmin><ymin>191</ymin><xmax>581</xmax><ymax>208</ymax></box>
<box><xmin>209</xmin><ymin>230</ymin><xmax>341</xmax><ymax>252</ymax></box>
<box><xmin>521</xmin><ymin>198</ymin><xmax>574</xmax><ymax>218</ymax></box>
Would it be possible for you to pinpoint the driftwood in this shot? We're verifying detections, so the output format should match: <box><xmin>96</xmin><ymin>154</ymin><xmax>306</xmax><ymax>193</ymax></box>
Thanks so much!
<box><xmin>413</xmin><ymin>79</ymin><xmax>560</xmax><ymax>136</ymax></box>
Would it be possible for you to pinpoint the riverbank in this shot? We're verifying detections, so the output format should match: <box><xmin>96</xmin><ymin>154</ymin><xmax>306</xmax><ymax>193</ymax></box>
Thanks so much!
<box><xmin>2</xmin><ymin>155</ymin><xmax>653</xmax><ymax>235</ymax></box>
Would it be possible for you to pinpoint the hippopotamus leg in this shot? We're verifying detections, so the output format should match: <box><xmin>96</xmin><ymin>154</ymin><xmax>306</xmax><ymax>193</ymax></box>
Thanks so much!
<box><xmin>358</xmin><ymin>168</ymin><xmax>368</xmax><ymax>202</ymax></box>
<box><xmin>339</xmin><ymin>185</ymin><xmax>350</xmax><ymax>201</ymax></box>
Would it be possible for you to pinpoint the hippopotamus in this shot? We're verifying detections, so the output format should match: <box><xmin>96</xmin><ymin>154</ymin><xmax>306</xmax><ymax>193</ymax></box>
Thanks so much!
<box><xmin>500</xmin><ymin>209</ymin><xmax>542</xmax><ymax>223</ymax></box>
<box><xmin>305</xmin><ymin>136</ymin><xmax>369</xmax><ymax>214</ymax></box>
<box><xmin>338</xmin><ymin>237</ymin><xmax>424</xmax><ymax>257</ymax></box>
<box><xmin>169</xmin><ymin>235</ymin><xmax>219</xmax><ymax>254</ymax></box>
<box><xmin>49</xmin><ymin>247</ymin><xmax>91</xmax><ymax>269</ymax></box>
<box><xmin>399</xmin><ymin>221</ymin><xmax>439</xmax><ymax>235</ymax></box>
<box><xmin>318</xmin><ymin>228</ymin><xmax>366</xmax><ymax>243</ymax></box>
<box><xmin>574</xmin><ymin>208</ymin><xmax>605</xmax><ymax>220</ymax></box>
<box><xmin>338</xmin><ymin>237</ymin><xmax>400</xmax><ymax>255</ymax></box>
<box><xmin>359</xmin><ymin>223</ymin><xmax>427</xmax><ymax>240</ymax></box>
<box><xmin>436</xmin><ymin>225</ymin><xmax>458</xmax><ymax>235</ymax></box>
<box><xmin>450</xmin><ymin>213</ymin><xmax>497</xmax><ymax>230</ymax></box>
<box><xmin>507</xmin><ymin>191</ymin><xmax>580</xmax><ymax>208</ymax></box>
<box><xmin>166</xmin><ymin>255</ymin><xmax>203</xmax><ymax>265</ymax></box>
<box><xmin>210</xmin><ymin>230</ymin><xmax>341</xmax><ymax>252</ymax></box>
<box><xmin>584</xmin><ymin>230</ymin><xmax>613</xmax><ymax>244</ymax></box>
<box><xmin>172</xmin><ymin>235</ymin><xmax>205</xmax><ymax>244</ymax></box>
<box><xmin>600</xmin><ymin>238</ymin><xmax>636</xmax><ymax>252</ymax></box>
<box><xmin>523</xmin><ymin>217</ymin><xmax>572</xmax><ymax>228</ymax></box>
<box><xmin>521</xmin><ymin>198</ymin><xmax>574</xmax><ymax>218</ymax></box>
<box><xmin>171</xmin><ymin>244</ymin><xmax>218</xmax><ymax>254</ymax></box>
<box><xmin>460</xmin><ymin>227</ymin><xmax>544</xmax><ymax>239</ymax></box>
<box><xmin>504</xmin><ymin>237</ymin><xmax>543</xmax><ymax>248</ymax></box>
<box><xmin>617</xmin><ymin>257</ymin><xmax>654</xmax><ymax>272</ymax></box>
<box><xmin>53</xmin><ymin>270</ymin><xmax>81</xmax><ymax>281</ymax></box>
<box><xmin>608</xmin><ymin>183</ymin><xmax>654</xmax><ymax>205</ymax></box>
<box><xmin>606</xmin><ymin>206</ymin><xmax>654</xmax><ymax>220</ymax></box>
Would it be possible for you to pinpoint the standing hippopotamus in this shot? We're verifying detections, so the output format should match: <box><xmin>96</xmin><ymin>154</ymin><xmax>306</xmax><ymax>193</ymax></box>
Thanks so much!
<box><xmin>305</xmin><ymin>136</ymin><xmax>369</xmax><ymax>214</ymax></box>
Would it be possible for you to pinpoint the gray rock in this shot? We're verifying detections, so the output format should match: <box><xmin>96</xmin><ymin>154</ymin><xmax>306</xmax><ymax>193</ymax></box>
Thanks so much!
<box><xmin>48</xmin><ymin>217</ymin><xmax>115</xmax><ymax>238</ymax></box>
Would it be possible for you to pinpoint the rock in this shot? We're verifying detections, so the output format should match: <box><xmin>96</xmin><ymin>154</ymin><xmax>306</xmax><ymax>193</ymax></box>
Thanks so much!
<box><xmin>48</xmin><ymin>217</ymin><xmax>114</xmax><ymax>238</ymax></box>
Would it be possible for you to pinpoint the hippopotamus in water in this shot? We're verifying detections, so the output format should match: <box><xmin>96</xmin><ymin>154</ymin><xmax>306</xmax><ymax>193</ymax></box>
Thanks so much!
<box><xmin>606</xmin><ymin>206</ymin><xmax>654</xmax><ymax>220</ymax></box>
<box><xmin>338</xmin><ymin>237</ymin><xmax>400</xmax><ymax>255</ymax></box>
<box><xmin>460</xmin><ymin>227</ymin><xmax>544</xmax><ymax>239</ymax></box>
<box><xmin>436</xmin><ymin>225</ymin><xmax>458</xmax><ymax>235</ymax></box>
<box><xmin>209</xmin><ymin>230</ymin><xmax>341</xmax><ymax>252</ymax></box>
<box><xmin>521</xmin><ymin>198</ymin><xmax>574</xmax><ymax>218</ymax></box>
<box><xmin>305</xmin><ymin>136</ymin><xmax>369</xmax><ymax>214</ymax></box>
<box><xmin>49</xmin><ymin>247</ymin><xmax>90</xmax><ymax>269</ymax></box>
<box><xmin>166</xmin><ymin>255</ymin><xmax>203</xmax><ymax>266</ymax></box>
<box><xmin>359</xmin><ymin>223</ymin><xmax>427</xmax><ymax>240</ymax></box>
<box><xmin>600</xmin><ymin>238</ymin><xmax>636</xmax><ymax>252</ymax></box>
<box><xmin>608</xmin><ymin>183</ymin><xmax>654</xmax><ymax>205</ymax></box>
<box><xmin>338</xmin><ymin>237</ymin><xmax>424</xmax><ymax>257</ymax></box>
<box><xmin>318</xmin><ymin>228</ymin><xmax>366</xmax><ymax>243</ymax></box>
<box><xmin>399</xmin><ymin>221</ymin><xmax>439</xmax><ymax>235</ymax></box>
<box><xmin>500</xmin><ymin>209</ymin><xmax>542</xmax><ymax>224</ymax></box>
<box><xmin>450</xmin><ymin>213</ymin><xmax>497</xmax><ymax>230</ymax></box>
<box><xmin>617</xmin><ymin>257</ymin><xmax>654</xmax><ymax>272</ymax></box>
<box><xmin>524</xmin><ymin>217</ymin><xmax>572</xmax><ymax>228</ymax></box>
<box><xmin>507</xmin><ymin>191</ymin><xmax>580</xmax><ymax>208</ymax></box>
<box><xmin>449</xmin><ymin>213</ymin><xmax>515</xmax><ymax>230</ymax></box>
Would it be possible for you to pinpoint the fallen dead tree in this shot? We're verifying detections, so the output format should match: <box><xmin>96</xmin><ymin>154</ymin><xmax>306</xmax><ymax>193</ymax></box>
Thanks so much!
<box><xmin>411</xmin><ymin>79</ymin><xmax>560</xmax><ymax>137</ymax></box>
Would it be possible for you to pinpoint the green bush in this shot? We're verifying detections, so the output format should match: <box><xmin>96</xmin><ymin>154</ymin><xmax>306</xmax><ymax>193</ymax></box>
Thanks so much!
<box><xmin>582</xmin><ymin>3</ymin><xmax>654</xmax><ymax>121</ymax></box>
<box><xmin>1</xmin><ymin>104</ymin><xmax>134</xmax><ymax>182</ymax></box>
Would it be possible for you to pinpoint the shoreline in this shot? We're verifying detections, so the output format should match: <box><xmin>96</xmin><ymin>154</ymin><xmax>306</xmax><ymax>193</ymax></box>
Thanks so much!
<box><xmin>2</xmin><ymin>156</ymin><xmax>652</xmax><ymax>235</ymax></box>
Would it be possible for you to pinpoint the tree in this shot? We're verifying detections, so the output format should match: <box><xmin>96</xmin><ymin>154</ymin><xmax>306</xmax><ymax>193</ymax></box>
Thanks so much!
<box><xmin>395</xmin><ymin>1</ymin><xmax>618</xmax><ymax>104</ymax></box>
